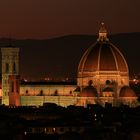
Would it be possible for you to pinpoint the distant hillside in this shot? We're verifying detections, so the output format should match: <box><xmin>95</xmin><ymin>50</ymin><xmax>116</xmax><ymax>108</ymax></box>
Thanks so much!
<box><xmin>0</xmin><ymin>33</ymin><xmax>139</xmax><ymax>80</ymax></box>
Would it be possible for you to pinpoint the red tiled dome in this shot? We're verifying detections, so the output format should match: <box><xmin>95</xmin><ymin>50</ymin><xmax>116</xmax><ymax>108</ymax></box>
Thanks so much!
<box><xmin>78</xmin><ymin>23</ymin><xmax>128</xmax><ymax>73</ymax></box>
<box><xmin>120</xmin><ymin>86</ymin><xmax>136</xmax><ymax>97</ymax></box>
<box><xmin>80</xmin><ymin>86</ymin><xmax>98</xmax><ymax>97</ymax></box>
<box><xmin>78</xmin><ymin>41</ymin><xmax>128</xmax><ymax>72</ymax></box>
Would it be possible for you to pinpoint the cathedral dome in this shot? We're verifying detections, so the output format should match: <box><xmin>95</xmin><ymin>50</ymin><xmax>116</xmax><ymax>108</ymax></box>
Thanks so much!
<box><xmin>80</xmin><ymin>86</ymin><xmax>98</xmax><ymax>97</ymax></box>
<box><xmin>119</xmin><ymin>86</ymin><xmax>136</xmax><ymax>97</ymax></box>
<box><xmin>78</xmin><ymin>23</ymin><xmax>128</xmax><ymax>73</ymax></box>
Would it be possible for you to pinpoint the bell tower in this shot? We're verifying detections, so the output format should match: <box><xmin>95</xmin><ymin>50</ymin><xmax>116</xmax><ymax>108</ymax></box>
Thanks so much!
<box><xmin>1</xmin><ymin>46</ymin><xmax>20</xmax><ymax>105</ymax></box>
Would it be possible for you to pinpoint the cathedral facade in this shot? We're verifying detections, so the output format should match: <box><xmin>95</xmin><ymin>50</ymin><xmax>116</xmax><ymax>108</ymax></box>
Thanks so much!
<box><xmin>1</xmin><ymin>23</ymin><xmax>138</xmax><ymax>107</ymax></box>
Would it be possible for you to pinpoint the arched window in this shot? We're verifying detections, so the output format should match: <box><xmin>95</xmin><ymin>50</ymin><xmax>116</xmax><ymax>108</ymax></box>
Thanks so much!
<box><xmin>106</xmin><ymin>80</ymin><xmax>111</xmax><ymax>85</ymax></box>
<box><xmin>54</xmin><ymin>90</ymin><xmax>58</xmax><ymax>96</ymax></box>
<box><xmin>88</xmin><ymin>80</ymin><xmax>93</xmax><ymax>86</ymax></box>
<box><xmin>25</xmin><ymin>90</ymin><xmax>29</xmax><ymax>95</ymax></box>
<box><xmin>40</xmin><ymin>90</ymin><xmax>44</xmax><ymax>96</ymax></box>
<box><xmin>69</xmin><ymin>90</ymin><xmax>72</xmax><ymax>94</ymax></box>
<box><xmin>5</xmin><ymin>63</ymin><xmax>9</xmax><ymax>73</ymax></box>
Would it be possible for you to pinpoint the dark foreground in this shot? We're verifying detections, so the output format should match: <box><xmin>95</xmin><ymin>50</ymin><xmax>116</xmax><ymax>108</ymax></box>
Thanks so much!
<box><xmin>0</xmin><ymin>103</ymin><xmax>140</xmax><ymax>140</ymax></box>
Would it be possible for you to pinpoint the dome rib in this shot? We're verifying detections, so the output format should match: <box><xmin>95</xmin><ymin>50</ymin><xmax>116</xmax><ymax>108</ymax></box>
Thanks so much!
<box><xmin>97</xmin><ymin>43</ymin><xmax>102</xmax><ymax>71</ymax></box>
<box><xmin>110</xmin><ymin>43</ymin><xmax>128</xmax><ymax>72</ymax></box>
<box><xmin>99</xmin><ymin>43</ymin><xmax>117</xmax><ymax>71</ymax></box>
<box><xmin>78</xmin><ymin>41</ymin><xmax>97</xmax><ymax>73</ymax></box>
<box><xmin>109</xmin><ymin>44</ymin><xmax>119</xmax><ymax>71</ymax></box>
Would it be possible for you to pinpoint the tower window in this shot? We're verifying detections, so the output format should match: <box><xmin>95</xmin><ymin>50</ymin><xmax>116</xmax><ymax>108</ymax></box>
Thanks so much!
<box><xmin>13</xmin><ymin>62</ymin><xmax>16</xmax><ymax>73</ymax></box>
<box><xmin>16</xmin><ymin>81</ymin><xmax>19</xmax><ymax>93</ymax></box>
<box><xmin>5</xmin><ymin>63</ymin><xmax>9</xmax><ymax>73</ymax></box>
<box><xmin>11</xmin><ymin>81</ymin><xmax>14</xmax><ymax>92</ymax></box>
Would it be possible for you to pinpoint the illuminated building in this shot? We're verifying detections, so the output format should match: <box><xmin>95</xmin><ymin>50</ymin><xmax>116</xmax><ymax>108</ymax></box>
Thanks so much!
<box><xmin>77</xmin><ymin>23</ymin><xmax>137</xmax><ymax>107</ymax></box>
<box><xmin>1</xmin><ymin>23</ymin><xmax>138</xmax><ymax>107</ymax></box>
<box><xmin>1</xmin><ymin>47</ymin><xmax>20</xmax><ymax>106</ymax></box>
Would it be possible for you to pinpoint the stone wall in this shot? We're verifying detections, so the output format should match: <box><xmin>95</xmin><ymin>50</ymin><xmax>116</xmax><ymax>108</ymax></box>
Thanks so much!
<box><xmin>20</xmin><ymin>96</ymin><xmax>78</xmax><ymax>107</ymax></box>
<box><xmin>20</xmin><ymin>85</ymin><xmax>77</xmax><ymax>96</ymax></box>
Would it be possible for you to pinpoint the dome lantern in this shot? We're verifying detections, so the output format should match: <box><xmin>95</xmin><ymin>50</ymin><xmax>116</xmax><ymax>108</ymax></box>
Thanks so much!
<box><xmin>98</xmin><ymin>22</ymin><xmax>109</xmax><ymax>42</ymax></box>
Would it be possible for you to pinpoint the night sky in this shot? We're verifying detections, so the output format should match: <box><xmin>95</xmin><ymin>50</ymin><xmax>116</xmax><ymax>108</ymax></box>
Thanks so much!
<box><xmin>0</xmin><ymin>0</ymin><xmax>140</xmax><ymax>39</ymax></box>
<box><xmin>0</xmin><ymin>0</ymin><xmax>140</xmax><ymax>80</ymax></box>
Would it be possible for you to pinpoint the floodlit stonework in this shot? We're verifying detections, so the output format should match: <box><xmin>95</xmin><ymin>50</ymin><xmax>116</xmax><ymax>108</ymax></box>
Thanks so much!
<box><xmin>1</xmin><ymin>23</ymin><xmax>138</xmax><ymax>107</ymax></box>
<box><xmin>78</xmin><ymin>23</ymin><xmax>129</xmax><ymax>95</ymax></box>
<box><xmin>1</xmin><ymin>47</ymin><xmax>20</xmax><ymax>105</ymax></box>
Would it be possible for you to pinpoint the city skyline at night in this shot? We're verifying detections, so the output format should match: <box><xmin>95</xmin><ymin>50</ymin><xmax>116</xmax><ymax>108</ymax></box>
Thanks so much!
<box><xmin>0</xmin><ymin>1</ymin><xmax>140</xmax><ymax>140</ymax></box>
<box><xmin>1</xmin><ymin>24</ymin><xmax>138</xmax><ymax>108</ymax></box>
